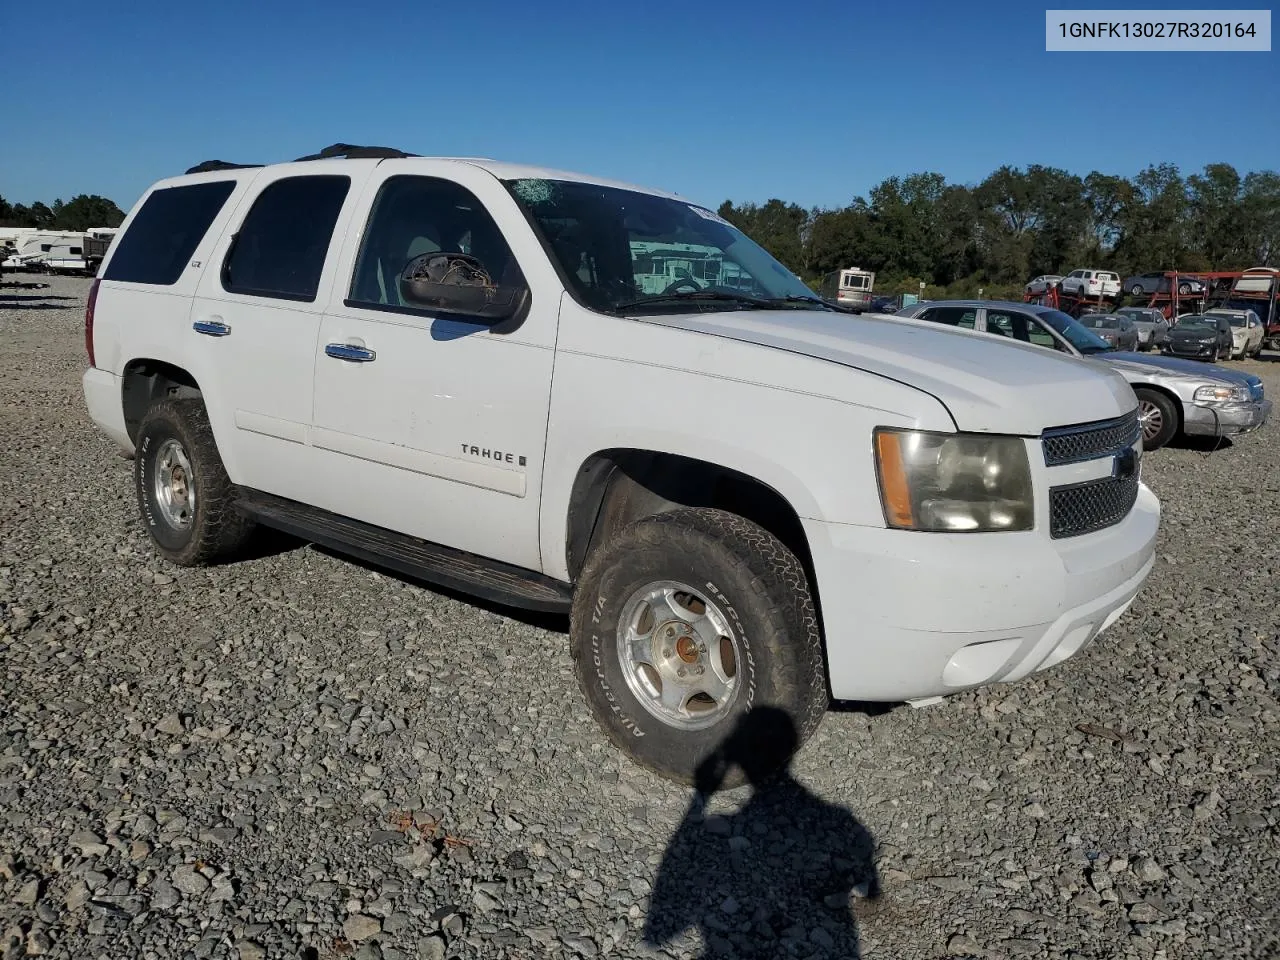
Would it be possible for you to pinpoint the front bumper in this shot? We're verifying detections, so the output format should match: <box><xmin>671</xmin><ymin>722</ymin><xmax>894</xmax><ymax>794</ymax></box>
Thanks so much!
<box><xmin>804</xmin><ymin>484</ymin><xmax>1160</xmax><ymax>702</ymax></box>
<box><xmin>1183</xmin><ymin>398</ymin><xmax>1272</xmax><ymax>437</ymax></box>
<box><xmin>1164</xmin><ymin>343</ymin><xmax>1218</xmax><ymax>359</ymax></box>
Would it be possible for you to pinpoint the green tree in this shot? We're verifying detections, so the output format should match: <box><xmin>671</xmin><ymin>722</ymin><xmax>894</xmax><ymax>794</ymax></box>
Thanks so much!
<box><xmin>52</xmin><ymin>195</ymin><xmax>126</xmax><ymax>232</ymax></box>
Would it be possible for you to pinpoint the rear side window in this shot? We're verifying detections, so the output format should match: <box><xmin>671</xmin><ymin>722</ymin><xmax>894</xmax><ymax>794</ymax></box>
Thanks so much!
<box><xmin>921</xmin><ymin>306</ymin><xmax>976</xmax><ymax>329</ymax></box>
<box><xmin>104</xmin><ymin>180</ymin><xmax>236</xmax><ymax>285</ymax></box>
<box><xmin>222</xmin><ymin>175</ymin><xmax>350</xmax><ymax>302</ymax></box>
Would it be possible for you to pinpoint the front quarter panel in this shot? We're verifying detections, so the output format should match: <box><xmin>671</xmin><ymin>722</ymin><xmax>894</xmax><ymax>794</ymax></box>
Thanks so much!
<box><xmin>538</xmin><ymin>300</ymin><xmax>955</xmax><ymax>581</ymax></box>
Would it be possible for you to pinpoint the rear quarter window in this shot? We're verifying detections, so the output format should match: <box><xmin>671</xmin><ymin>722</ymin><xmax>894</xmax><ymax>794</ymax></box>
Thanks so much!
<box><xmin>104</xmin><ymin>180</ymin><xmax>236</xmax><ymax>285</ymax></box>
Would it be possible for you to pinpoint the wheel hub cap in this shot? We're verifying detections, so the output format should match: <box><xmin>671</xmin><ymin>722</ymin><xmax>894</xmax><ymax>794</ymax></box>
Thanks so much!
<box><xmin>617</xmin><ymin>581</ymin><xmax>741</xmax><ymax>731</ymax></box>
<box><xmin>153</xmin><ymin>438</ymin><xmax>196</xmax><ymax>530</ymax></box>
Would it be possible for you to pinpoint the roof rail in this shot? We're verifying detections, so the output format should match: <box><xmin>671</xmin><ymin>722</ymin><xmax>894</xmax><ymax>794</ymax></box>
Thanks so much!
<box><xmin>185</xmin><ymin>160</ymin><xmax>265</xmax><ymax>174</ymax></box>
<box><xmin>294</xmin><ymin>143</ymin><xmax>419</xmax><ymax>161</ymax></box>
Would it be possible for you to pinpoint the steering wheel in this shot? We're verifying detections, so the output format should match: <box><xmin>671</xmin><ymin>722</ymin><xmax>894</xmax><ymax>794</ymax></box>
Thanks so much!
<box><xmin>662</xmin><ymin>277</ymin><xmax>703</xmax><ymax>295</ymax></box>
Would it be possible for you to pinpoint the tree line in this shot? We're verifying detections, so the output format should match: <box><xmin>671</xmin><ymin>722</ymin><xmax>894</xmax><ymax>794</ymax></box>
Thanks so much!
<box><xmin>717</xmin><ymin>162</ymin><xmax>1280</xmax><ymax>299</ymax></box>
<box><xmin>0</xmin><ymin>195</ymin><xmax>126</xmax><ymax>234</ymax></box>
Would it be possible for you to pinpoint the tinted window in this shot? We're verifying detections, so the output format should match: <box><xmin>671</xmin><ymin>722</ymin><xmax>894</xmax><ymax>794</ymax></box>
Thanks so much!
<box><xmin>223</xmin><ymin>175</ymin><xmax>350</xmax><ymax>301</ymax></box>
<box><xmin>105</xmin><ymin>180</ymin><xmax>235</xmax><ymax>285</ymax></box>
<box><xmin>987</xmin><ymin>310</ymin><xmax>1062</xmax><ymax>349</ymax></box>
<box><xmin>348</xmin><ymin>175</ymin><xmax>523</xmax><ymax>313</ymax></box>
<box><xmin>921</xmin><ymin>306</ymin><xmax>976</xmax><ymax>329</ymax></box>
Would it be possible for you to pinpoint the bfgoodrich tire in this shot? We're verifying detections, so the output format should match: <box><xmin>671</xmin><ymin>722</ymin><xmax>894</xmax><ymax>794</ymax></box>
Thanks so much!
<box><xmin>134</xmin><ymin>398</ymin><xmax>255</xmax><ymax>566</ymax></box>
<box><xmin>570</xmin><ymin>508</ymin><xmax>827</xmax><ymax>788</ymax></box>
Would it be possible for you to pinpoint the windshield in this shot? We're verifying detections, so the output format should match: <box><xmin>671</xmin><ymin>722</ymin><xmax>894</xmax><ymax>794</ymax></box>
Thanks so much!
<box><xmin>1036</xmin><ymin>309</ymin><xmax>1114</xmax><ymax>354</ymax></box>
<box><xmin>1216</xmin><ymin>314</ymin><xmax>1247</xmax><ymax>327</ymax></box>
<box><xmin>1078</xmin><ymin>314</ymin><xmax>1119</xmax><ymax>329</ymax></box>
<box><xmin>1176</xmin><ymin>316</ymin><xmax>1218</xmax><ymax>331</ymax></box>
<box><xmin>504</xmin><ymin>178</ymin><xmax>823</xmax><ymax>313</ymax></box>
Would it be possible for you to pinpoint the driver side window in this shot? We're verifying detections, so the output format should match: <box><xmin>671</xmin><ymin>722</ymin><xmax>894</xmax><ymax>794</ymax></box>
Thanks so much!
<box><xmin>348</xmin><ymin>175</ymin><xmax>522</xmax><ymax>313</ymax></box>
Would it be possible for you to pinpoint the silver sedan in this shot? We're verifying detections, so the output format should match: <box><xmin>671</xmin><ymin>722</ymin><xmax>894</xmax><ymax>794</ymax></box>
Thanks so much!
<box><xmin>891</xmin><ymin>299</ymin><xmax>1270</xmax><ymax>451</ymax></box>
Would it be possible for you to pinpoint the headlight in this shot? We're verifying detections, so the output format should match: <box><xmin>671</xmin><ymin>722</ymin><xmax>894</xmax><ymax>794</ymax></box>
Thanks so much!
<box><xmin>873</xmin><ymin>429</ymin><xmax>1034</xmax><ymax>532</ymax></box>
<box><xmin>1194</xmin><ymin>384</ymin><xmax>1249</xmax><ymax>403</ymax></box>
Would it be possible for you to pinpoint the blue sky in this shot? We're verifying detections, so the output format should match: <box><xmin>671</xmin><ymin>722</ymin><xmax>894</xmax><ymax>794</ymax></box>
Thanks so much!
<box><xmin>3</xmin><ymin>0</ymin><xmax>1275</xmax><ymax>213</ymax></box>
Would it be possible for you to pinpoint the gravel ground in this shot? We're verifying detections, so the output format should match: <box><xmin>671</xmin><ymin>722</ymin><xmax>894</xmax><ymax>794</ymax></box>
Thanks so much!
<box><xmin>1</xmin><ymin>275</ymin><xmax>1278</xmax><ymax>960</ymax></box>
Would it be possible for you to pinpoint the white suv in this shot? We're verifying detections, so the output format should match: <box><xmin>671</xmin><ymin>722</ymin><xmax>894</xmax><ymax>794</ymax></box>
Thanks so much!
<box><xmin>81</xmin><ymin>145</ymin><xmax>1160</xmax><ymax>784</ymax></box>
<box><xmin>1061</xmin><ymin>269</ymin><xmax>1122</xmax><ymax>300</ymax></box>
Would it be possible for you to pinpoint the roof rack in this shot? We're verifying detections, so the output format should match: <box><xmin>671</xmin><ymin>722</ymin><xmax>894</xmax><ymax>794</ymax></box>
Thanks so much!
<box><xmin>294</xmin><ymin>143</ymin><xmax>419</xmax><ymax>161</ymax></box>
<box><xmin>185</xmin><ymin>160</ymin><xmax>265</xmax><ymax>174</ymax></box>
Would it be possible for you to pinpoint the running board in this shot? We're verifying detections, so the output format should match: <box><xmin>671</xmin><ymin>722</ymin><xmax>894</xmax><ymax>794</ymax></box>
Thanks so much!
<box><xmin>235</xmin><ymin>488</ymin><xmax>573</xmax><ymax>613</ymax></box>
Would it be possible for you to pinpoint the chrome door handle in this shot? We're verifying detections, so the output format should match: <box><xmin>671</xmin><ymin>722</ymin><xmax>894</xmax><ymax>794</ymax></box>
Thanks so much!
<box><xmin>325</xmin><ymin>342</ymin><xmax>376</xmax><ymax>362</ymax></box>
<box><xmin>193</xmin><ymin>320</ymin><xmax>231</xmax><ymax>337</ymax></box>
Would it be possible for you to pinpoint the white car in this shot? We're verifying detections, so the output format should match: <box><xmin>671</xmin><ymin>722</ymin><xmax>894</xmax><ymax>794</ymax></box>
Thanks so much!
<box><xmin>1061</xmin><ymin>269</ymin><xmax>1122</xmax><ymax>300</ymax></box>
<box><xmin>1025</xmin><ymin>274</ymin><xmax>1063</xmax><ymax>295</ymax></box>
<box><xmin>1206</xmin><ymin>308</ymin><xmax>1265</xmax><ymax>359</ymax></box>
<box><xmin>80</xmin><ymin>145</ymin><xmax>1160</xmax><ymax>784</ymax></box>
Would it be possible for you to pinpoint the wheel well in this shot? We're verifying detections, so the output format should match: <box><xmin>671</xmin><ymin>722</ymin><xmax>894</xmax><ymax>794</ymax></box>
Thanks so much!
<box><xmin>122</xmin><ymin>360</ymin><xmax>203</xmax><ymax>443</ymax></box>
<box><xmin>565</xmin><ymin>450</ymin><xmax>814</xmax><ymax>585</ymax></box>
<box><xmin>1132</xmin><ymin>383</ymin><xmax>1183</xmax><ymax>433</ymax></box>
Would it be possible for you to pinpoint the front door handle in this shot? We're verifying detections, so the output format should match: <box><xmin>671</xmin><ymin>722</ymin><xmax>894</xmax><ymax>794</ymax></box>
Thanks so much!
<box><xmin>325</xmin><ymin>342</ymin><xmax>376</xmax><ymax>362</ymax></box>
<box><xmin>193</xmin><ymin>319</ymin><xmax>231</xmax><ymax>337</ymax></box>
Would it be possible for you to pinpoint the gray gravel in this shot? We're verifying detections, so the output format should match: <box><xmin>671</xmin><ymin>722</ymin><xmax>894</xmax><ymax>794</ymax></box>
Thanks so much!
<box><xmin>2</xmin><ymin>275</ymin><xmax>1278</xmax><ymax>959</ymax></box>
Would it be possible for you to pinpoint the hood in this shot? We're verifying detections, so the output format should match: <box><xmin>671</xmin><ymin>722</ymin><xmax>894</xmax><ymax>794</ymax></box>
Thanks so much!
<box><xmin>640</xmin><ymin>309</ymin><xmax>1135</xmax><ymax>435</ymax></box>
<box><xmin>1099</xmin><ymin>352</ymin><xmax>1263</xmax><ymax>389</ymax></box>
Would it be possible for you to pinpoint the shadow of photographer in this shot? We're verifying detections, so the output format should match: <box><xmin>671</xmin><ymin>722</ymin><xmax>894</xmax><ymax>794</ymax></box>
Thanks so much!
<box><xmin>643</xmin><ymin>706</ymin><xmax>881</xmax><ymax>958</ymax></box>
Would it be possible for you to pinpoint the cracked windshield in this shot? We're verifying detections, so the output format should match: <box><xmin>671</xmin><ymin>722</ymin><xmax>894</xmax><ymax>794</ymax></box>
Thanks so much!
<box><xmin>507</xmin><ymin>178</ymin><xmax>824</xmax><ymax>313</ymax></box>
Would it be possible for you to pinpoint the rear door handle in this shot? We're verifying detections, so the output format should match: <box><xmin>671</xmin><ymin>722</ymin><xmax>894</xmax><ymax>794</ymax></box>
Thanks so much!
<box><xmin>193</xmin><ymin>320</ymin><xmax>231</xmax><ymax>337</ymax></box>
<box><xmin>325</xmin><ymin>342</ymin><xmax>376</xmax><ymax>362</ymax></box>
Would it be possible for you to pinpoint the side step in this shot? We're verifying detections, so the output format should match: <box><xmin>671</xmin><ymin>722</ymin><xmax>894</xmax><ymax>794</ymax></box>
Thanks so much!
<box><xmin>236</xmin><ymin>488</ymin><xmax>573</xmax><ymax>614</ymax></box>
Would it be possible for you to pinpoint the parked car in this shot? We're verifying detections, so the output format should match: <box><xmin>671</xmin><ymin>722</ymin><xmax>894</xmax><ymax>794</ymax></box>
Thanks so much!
<box><xmin>80</xmin><ymin>146</ymin><xmax>1162</xmax><ymax>784</ymax></box>
<box><xmin>1115</xmin><ymin>306</ymin><xmax>1170</xmax><ymax>351</ymax></box>
<box><xmin>1163</xmin><ymin>314</ymin><xmax>1235</xmax><ymax>361</ymax></box>
<box><xmin>1061</xmin><ymin>269</ymin><xmax>1121</xmax><ymax>300</ymax></box>
<box><xmin>892</xmin><ymin>300</ymin><xmax>1270</xmax><ymax>450</ymax></box>
<box><xmin>1076</xmin><ymin>313</ymin><xmax>1139</xmax><ymax>351</ymax></box>
<box><xmin>1204</xmin><ymin>308</ymin><xmax>1264</xmax><ymax>359</ymax></box>
<box><xmin>1025</xmin><ymin>274</ymin><xmax>1063</xmax><ymax>295</ymax></box>
<box><xmin>1123</xmin><ymin>272</ymin><xmax>1205</xmax><ymax>297</ymax></box>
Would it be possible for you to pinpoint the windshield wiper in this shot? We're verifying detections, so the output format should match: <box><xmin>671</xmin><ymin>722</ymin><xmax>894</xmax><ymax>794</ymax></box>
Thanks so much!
<box><xmin>610</xmin><ymin>291</ymin><xmax>778</xmax><ymax>313</ymax></box>
<box><xmin>763</xmin><ymin>295</ymin><xmax>844</xmax><ymax>311</ymax></box>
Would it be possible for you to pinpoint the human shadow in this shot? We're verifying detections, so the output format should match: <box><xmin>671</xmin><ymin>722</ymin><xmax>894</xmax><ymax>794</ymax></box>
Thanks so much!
<box><xmin>644</xmin><ymin>707</ymin><xmax>880</xmax><ymax>959</ymax></box>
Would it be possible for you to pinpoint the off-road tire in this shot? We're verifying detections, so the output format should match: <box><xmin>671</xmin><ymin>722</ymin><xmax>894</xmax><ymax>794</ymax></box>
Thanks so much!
<box><xmin>1134</xmin><ymin>387</ymin><xmax>1178</xmax><ymax>451</ymax></box>
<box><xmin>134</xmin><ymin>398</ymin><xmax>254</xmax><ymax>566</ymax></box>
<box><xmin>570</xmin><ymin>507</ymin><xmax>827</xmax><ymax>789</ymax></box>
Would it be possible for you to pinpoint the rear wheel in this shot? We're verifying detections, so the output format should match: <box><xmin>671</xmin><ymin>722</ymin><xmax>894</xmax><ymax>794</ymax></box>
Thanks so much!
<box><xmin>1130</xmin><ymin>283</ymin><xmax>1145</xmax><ymax>297</ymax></box>
<box><xmin>1135</xmin><ymin>388</ymin><xmax>1178</xmax><ymax>451</ymax></box>
<box><xmin>571</xmin><ymin>507</ymin><xmax>827</xmax><ymax>788</ymax></box>
<box><xmin>134</xmin><ymin>398</ymin><xmax>255</xmax><ymax>566</ymax></box>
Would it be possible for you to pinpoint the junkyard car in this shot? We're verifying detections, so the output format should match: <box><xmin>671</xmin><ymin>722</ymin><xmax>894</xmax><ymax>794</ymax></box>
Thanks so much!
<box><xmin>1076</xmin><ymin>313</ymin><xmax>1139</xmax><ymax>352</ymax></box>
<box><xmin>1205</xmin><ymin>308</ymin><xmax>1264</xmax><ymax>359</ymax></box>
<box><xmin>1062</xmin><ymin>269</ymin><xmax>1121</xmax><ymax>300</ymax></box>
<box><xmin>1164</xmin><ymin>314</ymin><xmax>1234</xmax><ymax>361</ymax></box>
<box><xmin>1025</xmin><ymin>274</ymin><xmax>1063</xmax><ymax>295</ymax></box>
<box><xmin>892</xmin><ymin>300</ymin><xmax>1271</xmax><ymax>450</ymax></box>
<box><xmin>79</xmin><ymin>150</ymin><xmax>1162</xmax><ymax>784</ymax></box>
<box><xmin>1123</xmin><ymin>272</ymin><xmax>1205</xmax><ymax>297</ymax></box>
<box><xmin>1115</xmin><ymin>306</ymin><xmax>1170</xmax><ymax>352</ymax></box>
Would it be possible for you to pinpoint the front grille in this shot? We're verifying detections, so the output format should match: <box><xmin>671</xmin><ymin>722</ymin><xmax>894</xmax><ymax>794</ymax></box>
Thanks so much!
<box><xmin>1050</xmin><ymin>474</ymin><xmax>1139</xmax><ymax>539</ymax></box>
<box><xmin>1041</xmin><ymin>410</ymin><xmax>1141</xmax><ymax>466</ymax></box>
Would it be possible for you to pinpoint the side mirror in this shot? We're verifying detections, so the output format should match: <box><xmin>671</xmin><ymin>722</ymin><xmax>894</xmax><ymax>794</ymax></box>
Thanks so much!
<box><xmin>399</xmin><ymin>252</ymin><xmax>529</xmax><ymax>324</ymax></box>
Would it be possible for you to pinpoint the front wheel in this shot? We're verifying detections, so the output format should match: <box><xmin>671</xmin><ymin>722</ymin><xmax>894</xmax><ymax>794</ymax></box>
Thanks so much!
<box><xmin>1130</xmin><ymin>283</ymin><xmax>1145</xmax><ymax>297</ymax></box>
<box><xmin>571</xmin><ymin>508</ymin><xmax>827</xmax><ymax>788</ymax></box>
<box><xmin>1135</xmin><ymin>388</ymin><xmax>1178</xmax><ymax>451</ymax></box>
